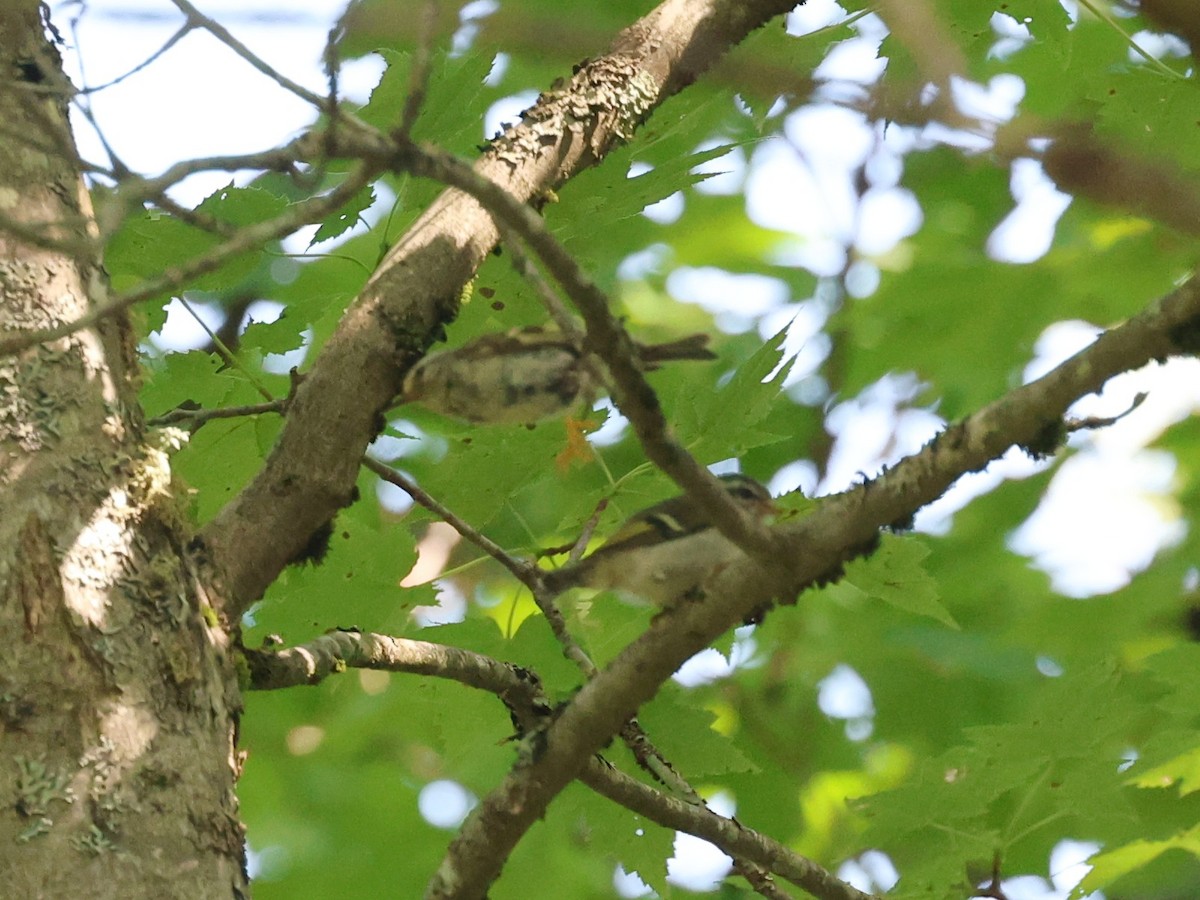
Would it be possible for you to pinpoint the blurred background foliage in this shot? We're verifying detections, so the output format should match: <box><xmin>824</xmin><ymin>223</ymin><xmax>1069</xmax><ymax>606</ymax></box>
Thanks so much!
<box><xmin>78</xmin><ymin>0</ymin><xmax>1200</xmax><ymax>896</ymax></box>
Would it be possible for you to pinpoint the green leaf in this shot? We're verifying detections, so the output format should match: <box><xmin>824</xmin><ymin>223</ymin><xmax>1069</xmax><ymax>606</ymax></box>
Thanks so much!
<box><xmin>246</xmin><ymin>472</ymin><xmax>423</xmax><ymax>642</ymax></box>
<box><xmin>239</xmin><ymin>310</ymin><xmax>306</xmax><ymax>356</ymax></box>
<box><xmin>637</xmin><ymin>684</ymin><xmax>759</xmax><ymax>780</ymax></box>
<box><xmin>106</xmin><ymin>186</ymin><xmax>290</xmax><ymax>299</ymax></box>
<box><xmin>359</xmin><ymin>49</ymin><xmax>493</xmax><ymax>154</ymax></box>
<box><xmin>843</xmin><ymin>535</ymin><xmax>957</xmax><ymax>628</ymax></box>
<box><xmin>675</xmin><ymin>324</ymin><xmax>792</xmax><ymax>461</ymax></box>
<box><xmin>1078</xmin><ymin>825</ymin><xmax>1200</xmax><ymax>897</ymax></box>
<box><xmin>310</xmin><ymin>186</ymin><xmax>376</xmax><ymax>245</ymax></box>
<box><xmin>140</xmin><ymin>350</ymin><xmax>230</xmax><ymax>417</ymax></box>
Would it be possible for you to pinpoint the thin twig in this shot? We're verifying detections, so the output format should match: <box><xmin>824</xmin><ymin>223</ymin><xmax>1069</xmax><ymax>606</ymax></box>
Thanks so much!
<box><xmin>176</xmin><ymin>295</ymin><xmax>275</xmax><ymax>402</ymax></box>
<box><xmin>71</xmin><ymin>89</ymin><xmax>132</xmax><ymax>178</ymax></box>
<box><xmin>388</xmin><ymin>139</ymin><xmax>778</xmax><ymax>563</ymax></box>
<box><xmin>366</xmin><ymin>409</ymin><xmax>781</xmax><ymax>893</ymax></box>
<box><xmin>75</xmin><ymin>23</ymin><xmax>195</xmax><ymax>95</ymax></box>
<box><xmin>1076</xmin><ymin>0</ymin><xmax>1184</xmax><ymax>79</ymax></box>
<box><xmin>167</xmin><ymin>0</ymin><xmax>382</xmax><ymax>143</ymax></box>
<box><xmin>147</xmin><ymin>398</ymin><xmax>288</xmax><ymax>428</ymax></box>
<box><xmin>1065</xmin><ymin>391</ymin><xmax>1148</xmax><ymax>433</ymax></box>
<box><xmin>123</xmin><ymin>143</ymin><xmax>310</xmax><ymax>204</ymax></box>
<box><xmin>323</xmin><ymin>12</ymin><xmax>343</xmax><ymax>118</ymax></box>
<box><xmin>150</xmin><ymin>192</ymin><xmax>240</xmax><ymax>238</ymax></box>
<box><xmin>0</xmin><ymin>164</ymin><xmax>381</xmax><ymax>356</ymax></box>
<box><xmin>245</xmin><ymin>628</ymin><xmax>874</xmax><ymax>900</ymax></box>
<box><xmin>579</xmin><ymin>759</ymin><xmax>877</xmax><ymax>900</ymax></box>
<box><xmin>364</xmin><ymin>458</ymin><xmax>539</xmax><ymax>586</ymax></box>
<box><xmin>362</xmin><ymin>458</ymin><xmax>598</xmax><ymax>674</ymax></box>
<box><xmin>498</xmin><ymin>224</ymin><xmax>583</xmax><ymax>338</ymax></box>
<box><xmin>168</xmin><ymin>0</ymin><xmax>330</xmax><ymax>111</ymax></box>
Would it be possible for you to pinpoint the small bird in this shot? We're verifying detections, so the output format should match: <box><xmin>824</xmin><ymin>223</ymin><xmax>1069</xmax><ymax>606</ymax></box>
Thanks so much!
<box><xmin>540</xmin><ymin>473</ymin><xmax>776</xmax><ymax>605</ymax></box>
<box><xmin>401</xmin><ymin>325</ymin><xmax>715</xmax><ymax>425</ymax></box>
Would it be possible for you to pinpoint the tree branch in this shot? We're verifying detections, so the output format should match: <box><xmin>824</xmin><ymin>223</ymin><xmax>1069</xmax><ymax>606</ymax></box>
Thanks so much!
<box><xmin>1041</xmin><ymin>124</ymin><xmax>1200</xmax><ymax>236</ymax></box>
<box><xmin>245</xmin><ymin>629</ymin><xmax>878</xmax><ymax>900</ymax></box>
<box><xmin>423</xmin><ymin>272</ymin><xmax>1200</xmax><ymax>899</ymax></box>
<box><xmin>362</xmin><ymin>458</ymin><xmax>791</xmax><ymax>894</ymax></box>
<box><xmin>244</xmin><ymin>630</ymin><xmax>542</xmax><ymax>702</ymax></box>
<box><xmin>579</xmin><ymin>762</ymin><xmax>878</xmax><ymax>900</ymax></box>
<box><xmin>203</xmin><ymin>0</ymin><xmax>798</xmax><ymax>613</ymax></box>
<box><xmin>389</xmin><ymin>140</ymin><xmax>780</xmax><ymax>563</ymax></box>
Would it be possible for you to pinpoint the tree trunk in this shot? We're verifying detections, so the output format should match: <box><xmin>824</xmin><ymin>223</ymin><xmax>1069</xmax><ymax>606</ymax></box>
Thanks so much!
<box><xmin>0</xmin><ymin>5</ymin><xmax>246</xmax><ymax>895</ymax></box>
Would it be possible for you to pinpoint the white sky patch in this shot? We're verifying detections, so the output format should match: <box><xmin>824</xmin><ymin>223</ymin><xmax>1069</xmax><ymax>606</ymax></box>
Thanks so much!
<box><xmin>746</xmin><ymin>140</ymin><xmax>845</xmax><ymax>277</ymax></box>
<box><xmin>58</xmin><ymin>0</ymin><xmax>358</xmax><ymax>205</ymax></box>
<box><xmin>865</xmin><ymin>138</ymin><xmax>905</xmax><ymax>186</ymax></box>
<box><xmin>1050</xmin><ymin>840</ymin><xmax>1100</xmax><ymax>894</ymax></box>
<box><xmin>758</xmin><ymin>301</ymin><xmax>832</xmax><ymax>386</ymax></box>
<box><xmin>856</xmin><ymin>187</ymin><xmax>923</xmax><ymax>255</ymax></box>
<box><xmin>666</xmin><ymin>267</ymin><xmax>791</xmax><ymax>333</ymax></box>
<box><xmin>844</xmin><ymin>260</ymin><xmax>881</xmax><ymax>298</ymax></box>
<box><xmin>813</xmin><ymin>14</ymin><xmax>888</xmax><ymax>84</ymax></box>
<box><xmin>374</xmin><ymin>476</ymin><xmax>414</xmax><ymax>514</ymax></box>
<box><xmin>982</xmin><ymin>838</ymin><xmax>1101</xmax><ymax>900</ymax></box>
<box><xmin>1010</xmin><ymin>449</ymin><xmax>1185</xmax><ymax>597</ymax></box>
<box><xmin>990</xmin><ymin>12</ymin><xmax>1034</xmax><ymax>60</ymax></box>
<box><xmin>838</xmin><ymin>850</ymin><xmax>900</xmax><ymax>894</ymax></box>
<box><xmin>691</xmin><ymin>141</ymin><xmax>747</xmax><ymax>196</ymax></box>
<box><xmin>613</xmin><ymin>865</ymin><xmax>652</xmax><ymax>898</ymax></box>
<box><xmin>747</xmin><ymin>101</ymin><xmax>921</xmax><ymax>276</ymax></box>
<box><xmin>585</xmin><ymin>397</ymin><xmax>629</xmax><ymax>448</ymax></box>
<box><xmin>627</xmin><ymin>161</ymin><xmax>686</xmax><ymax>224</ymax></box>
<box><xmin>453</xmin><ymin>0</ymin><xmax>500</xmax><ymax>56</ymax></box>
<box><xmin>418</xmin><ymin>780</ymin><xmax>476</xmax><ymax>829</ymax></box>
<box><xmin>484</xmin><ymin>90</ymin><xmax>539</xmax><ymax>139</ymax></box>
<box><xmin>667</xmin><ymin>792</ymin><xmax>737</xmax><ymax>891</ymax></box>
<box><xmin>989</xmin><ymin>158</ymin><xmax>1073</xmax><ymax>263</ymax></box>
<box><xmin>787</xmin><ymin>0</ymin><xmax>850</xmax><ymax>36</ymax></box>
<box><xmin>915</xmin><ymin>73</ymin><xmax>1026</xmax><ymax>154</ymax></box>
<box><xmin>915</xmin><ymin>447</ymin><xmax>1049</xmax><ymax>535</ymax></box>
<box><xmin>245</xmin><ymin>842</ymin><xmax>290</xmax><ymax>881</ymax></box>
<box><xmin>769</xmin><ymin>459</ymin><xmax>820</xmax><ymax>498</ymax></box>
<box><xmin>149</xmin><ymin>296</ymin><xmax>223</xmax><ymax>352</ymax></box>
<box><xmin>641</xmin><ymin>190</ymin><xmax>685</xmax><ymax>224</ymax></box>
<box><xmin>818</xmin><ymin>664</ymin><xmax>874</xmax><ymax>718</ymax></box>
<box><xmin>952</xmin><ymin>73</ymin><xmax>1026</xmax><ymax>123</ymax></box>
<box><xmin>819</xmin><ymin>373</ymin><xmax>944</xmax><ymax>495</ymax></box>
<box><xmin>1023</xmin><ymin>320</ymin><xmax>1102</xmax><ymax>381</ymax></box>
<box><xmin>673</xmin><ymin>626</ymin><xmax>758</xmax><ymax>686</ymax></box>
<box><xmin>1128</xmin><ymin>30</ymin><xmax>1190</xmax><ymax>63</ymax></box>
<box><xmin>818</xmin><ymin>664</ymin><xmax>876</xmax><ymax>740</ymax></box>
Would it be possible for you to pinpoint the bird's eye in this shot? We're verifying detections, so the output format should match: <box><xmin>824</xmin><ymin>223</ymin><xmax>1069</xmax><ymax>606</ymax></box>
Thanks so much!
<box><xmin>729</xmin><ymin>485</ymin><xmax>758</xmax><ymax>501</ymax></box>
